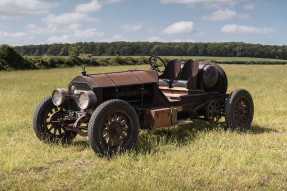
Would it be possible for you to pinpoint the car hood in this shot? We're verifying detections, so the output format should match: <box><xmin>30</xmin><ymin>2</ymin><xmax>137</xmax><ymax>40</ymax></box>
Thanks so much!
<box><xmin>70</xmin><ymin>70</ymin><xmax>158</xmax><ymax>89</ymax></box>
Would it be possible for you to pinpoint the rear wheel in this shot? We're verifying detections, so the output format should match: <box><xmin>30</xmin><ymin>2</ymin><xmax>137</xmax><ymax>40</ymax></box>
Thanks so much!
<box><xmin>225</xmin><ymin>89</ymin><xmax>254</xmax><ymax>130</ymax></box>
<box><xmin>88</xmin><ymin>99</ymin><xmax>139</xmax><ymax>157</ymax></box>
<box><xmin>33</xmin><ymin>97</ymin><xmax>77</xmax><ymax>144</ymax></box>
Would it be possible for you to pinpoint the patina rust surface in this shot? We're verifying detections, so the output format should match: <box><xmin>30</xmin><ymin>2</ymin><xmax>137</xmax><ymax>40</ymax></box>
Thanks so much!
<box><xmin>72</xmin><ymin>70</ymin><xmax>158</xmax><ymax>88</ymax></box>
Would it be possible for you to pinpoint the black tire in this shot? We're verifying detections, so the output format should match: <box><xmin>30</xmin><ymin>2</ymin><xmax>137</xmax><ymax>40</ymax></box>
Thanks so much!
<box><xmin>225</xmin><ymin>89</ymin><xmax>254</xmax><ymax>130</ymax></box>
<box><xmin>88</xmin><ymin>99</ymin><xmax>140</xmax><ymax>157</ymax></box>
<box><xmin>33</xmin><ymin>97</ymin><xmax>77</xmax><ymax>144</ymax></box>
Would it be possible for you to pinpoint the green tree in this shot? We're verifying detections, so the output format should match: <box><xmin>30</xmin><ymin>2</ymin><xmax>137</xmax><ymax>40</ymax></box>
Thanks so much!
<box><xmin>0</xmin><ymin>45</ymin><xmax>32</xmax><ymax>70</ymax></box>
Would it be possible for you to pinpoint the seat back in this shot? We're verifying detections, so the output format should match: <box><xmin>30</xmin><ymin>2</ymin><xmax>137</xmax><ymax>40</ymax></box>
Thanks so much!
<box><xmin>159</xmin><ymin>60</ymin><xmax>199</xmax><ymax>90</ymax></box>
<box><xmin>177</xmin><ymin>60</ymin><xmax>199</xmax><ymax>89</ymax></box>
<box><xmin>160</xmin><ymin>60</ymin><xmax>182</xmax><ymax>80</ymax></box>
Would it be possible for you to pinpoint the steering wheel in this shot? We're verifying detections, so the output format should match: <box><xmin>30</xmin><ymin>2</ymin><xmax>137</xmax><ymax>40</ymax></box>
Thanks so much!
<box><xmin>148</xmin><ymin>56</ymin><xmax>167</xmax><ymax>74</ymax></box>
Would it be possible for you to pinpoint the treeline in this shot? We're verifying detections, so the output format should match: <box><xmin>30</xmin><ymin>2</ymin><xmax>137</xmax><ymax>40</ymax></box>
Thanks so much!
<box><xmin>15</xmin><ymin>42</ymin><xmax>287</xmax><ymax>60</ymax></box>
<box><xmin>28</xmin><ymin>56</ymin><xmax>148</xmax><ymax>69</ymax></box>
<box><xmin>2</xmin><ymin>43</ymin><xmax>287</xmax><ymax>71</ymax></box>
<box><xmin>0</xmin><ymin>45</ymin><xmax>32</xmax><ymax>70</ymax></box>
<box><xmin>0</xmin><ymin>45</ymin><xmax>149</xmax><ymax>71</ymax></box>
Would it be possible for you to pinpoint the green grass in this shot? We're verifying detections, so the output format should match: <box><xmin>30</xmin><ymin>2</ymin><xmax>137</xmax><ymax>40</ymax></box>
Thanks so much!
<box><xmin>93</xmin><ymin>56</ymin><xmax>287</xmax><ymax>62</ymax></box>
<box><xmin>171</xmin><ymin>56</ymin><xmax>287</xmax><ymax>62</ymax></box>
<box><xmin>78</xmin><ymin>55</ymin><xmax>286</xmax><ymax>61</ymax></box>
<box><xmin>27</xmin><ymin>55</ymin><xmax>287</xmax><ymax>66</ymax></box>
<box><xmin>1</xmin><ymin>64</ymin><xmax>287</xmax><ymax>190</ymax></box>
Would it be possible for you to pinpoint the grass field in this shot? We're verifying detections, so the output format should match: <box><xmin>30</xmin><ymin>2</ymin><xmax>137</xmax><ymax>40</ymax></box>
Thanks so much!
<box><xmin>0</xmin><ymin>64</ymin><xmax>287</xmax><ymax>190</ymax></box>
<box><xmin>91</xmin><ymin>56</ymin><xmax>287</xmax><ymax>63</ymax></box>
<box><xmin>25</xmin><ymin>56</ymin><xmax>287</xmax><ymax>71</ymax></box>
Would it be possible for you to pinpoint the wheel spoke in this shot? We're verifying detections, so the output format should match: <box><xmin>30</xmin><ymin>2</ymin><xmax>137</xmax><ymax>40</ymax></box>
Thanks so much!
<box><xmin>59</xmin><ymin>128</ymin><xmax>63</xmax><ymax>135</ymax></box>
<box><xmin>120</xmin><ymin>119</ymin><xmax>126</xmax><ymax>125</ymax></box>
<box><xmin>103</xmin><ymin>132</ymin><xmax>109</xmax><ymax>139</ymax></box>
<box><xmin>48</xmin><ymin>126</ymin><xmax>54</xmax><ymax>133</ymax></box>
<box><xmin>43</xmin><ymin>106</ymin><xmax>70</xmax><ymax>137</ymax></box>
<box><xmin>102</xmin><ymin>112</ymin><xmax>130</xmax><ymax>149</ymax></box>
<box><xmin>51</xmin><ymin>127</ymin><xmax>56</xmax><ymax>135</ymax></box>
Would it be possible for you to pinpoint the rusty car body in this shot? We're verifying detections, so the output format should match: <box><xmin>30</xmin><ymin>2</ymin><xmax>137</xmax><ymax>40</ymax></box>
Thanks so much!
<box><xmin>33</xmin><ymin>56</ymin><xmax>254</xmax><ymax>156</ymax></box>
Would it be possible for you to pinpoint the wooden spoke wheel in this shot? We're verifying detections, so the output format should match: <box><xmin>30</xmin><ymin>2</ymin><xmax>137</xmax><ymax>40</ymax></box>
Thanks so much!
<box><xmin>33</xmin><ymin>97</ymin><xmax>77</xmax><ymax>144</ymax></box>
<box><xmin>88</xmin><ymin>99</ymin><xmax>139</xmax><ymax>157</ymax></box>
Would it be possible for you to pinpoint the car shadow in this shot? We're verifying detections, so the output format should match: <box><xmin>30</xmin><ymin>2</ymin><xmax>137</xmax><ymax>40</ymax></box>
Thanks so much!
<box><xmin>135</xmin><ymin>120</ymin><xmax>278</xmax><ymax>155</ymax></box>
<box><xmin>71</xmin><ymin>140</ymin><xmax>90</xmax><ymax>150</ymax></box>
<box><xmin>246</xmin><ymin>124</ymin><xmax>278</xmax><ymax>134</ymax></box>
<box><xmin>70</xmin><ymin>120</ymin><xmax>278</xmax><ymax>154</ymax></box>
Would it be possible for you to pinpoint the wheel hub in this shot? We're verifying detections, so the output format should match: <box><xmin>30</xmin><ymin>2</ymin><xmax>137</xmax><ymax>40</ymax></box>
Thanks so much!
<box><xmin>103</xmin><ymin>114</ymin><xmax>129</xmax><ymax>147</ymax></box>
<box><xmin>46</xmin><ymin>108</ymin><xmax>67</xmax><ymax>136</ymax></box>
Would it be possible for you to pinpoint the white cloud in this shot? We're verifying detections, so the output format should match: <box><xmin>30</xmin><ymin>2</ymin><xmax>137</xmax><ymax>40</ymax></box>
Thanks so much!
<box><xmin>43</xmin><ymin>0</ymin><xmax>120</xmax><ymax>35</ymax></box>
<box><xmin>45</xmin><ymin>13</ymin><xmax>95</xmax><ymax>28</ymax></box>
<box><xmin>43</xmin><ymin>12</ymin><xmax>104</xmax><ymax>43</ymax></box>
<box><xmin>75</xmin><ymin>0</ymin><xmax>102</xmax><ymax>13</ymax></box>
<box><xmin>160</xmin><ymin>0</ymin><xmax>235</xmax><ymax>5</ymax></box>
<box><xmin>105</xmin><ymin>0</ymin><xmax>122</xmax><ymax>4</ymax></box>
<box><xmin>26</xmin><ymin>24</ymin><xmax>46</xmax><ymax>35</ymax></box>
<box><xmin>47</xmin><ymin>28</ymin><xmax>104</xmax><ymax>43</ymax></box>
<box><xmin>122</xmin><ymin>24</ymin><xmax>143</xmax><ymax>32</ymax></box>
<box><xmin>0</xmin><ymin>0</ymin><xmax>54</xmax><ymax>16</ymax></box>
<box><xmin>23</xmin><ymin>0</ymin><xmax>123</xmax><ymax>44</ymax></box>
<box><xmin>0</xmin><ymin>31</ymin><xmax>27</xmax><ymax>38</ymax></box>
<box><xmin>112</xmin><ymin>34</ymin><xmax>125</xmax><ymax>41</ymax></box>
<box><xmin>147</xmin><ymin>36</ymin><xmax>194</xmax><ymax>42</ymax></box>
<box><xmin>222</xmin><ymin>24</ymin><xmax>274</xmax><ymax>34</ymax></box>
<box><xmin>163</xmin><ymin>21</ymin><xmax>194</xmax><ymax>34</ymax></box>
<box><xmin>75</xmin><ymin>0</ymin><xmax>122</xmax><ymax>13</ymax></box>
<box><xmin>42</xmin><ymin>11</ymin><xmax>99</xmax><ymax>36</ymax></box>
<box><xmin>0</xmin><ymin>30</ymin><xmax>32</xmax><ymax>45</ymax></box>
<box><xmin>26</xmin><ymin>4</ymin><xmax>100</xmax><ymax>44</ymax></box>
<box><xmin>148</xmin><ymin>36</ymin><xmax>163</xmax><ymax>42</ymax></box>
<box><xmin>74</xmin><ymin>28</ymin><xmax>104</xmax><ymax>38</ymax></box>
<box><xmin>207</xmin><ymin>9</ymin><xmax>237</xmax><ymax>21</ymax></box>
<box><xmin>170</xmin><ymin>38</ymin><xmax>194</xmax><ymax>42</ymax></box>
<box><xmin>47</xmin><ymin>35</ymin><xmax>70</xmax><ymax>44</ymax></box>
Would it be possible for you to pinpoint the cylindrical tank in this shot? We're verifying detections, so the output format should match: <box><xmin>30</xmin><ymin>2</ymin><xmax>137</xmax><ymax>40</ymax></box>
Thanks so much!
<box><xmin>198</xmin><ymin>62</ymin><xmax>228</xmax><ymax>93</ymax></box>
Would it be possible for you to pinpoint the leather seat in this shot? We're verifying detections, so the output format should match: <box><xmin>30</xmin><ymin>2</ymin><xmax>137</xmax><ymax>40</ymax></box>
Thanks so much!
<box><xmin>159</xmin><ymin>60</ymin><xmax>198</xmax><ymax>90</ymax></box>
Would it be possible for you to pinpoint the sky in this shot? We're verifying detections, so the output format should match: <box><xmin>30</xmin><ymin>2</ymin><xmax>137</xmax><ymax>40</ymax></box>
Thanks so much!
<box><xmin>0</xmin><ymin>0</ymin><xmax>286</xmax><ymax>45</ymax></box>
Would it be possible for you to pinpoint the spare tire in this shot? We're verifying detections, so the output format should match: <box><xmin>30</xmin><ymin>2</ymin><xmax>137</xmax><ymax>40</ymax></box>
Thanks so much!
<box><xmin>199</xmin><ymin>62</ymin><xmax>228</xmax><ymax>93</ymax></box>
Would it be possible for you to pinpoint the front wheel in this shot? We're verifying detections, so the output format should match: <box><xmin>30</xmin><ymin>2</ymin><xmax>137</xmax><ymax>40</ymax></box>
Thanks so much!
<box><xmin>33</xmin><ymin>97</ymin><xmax>77</xmax><ymax>144</ymax></box>
<box><xmin>88</xmin><ymin>99</ymin><xmax>140</xmax><ymax>157</ymax></box>
<box><xmin>225</xmin><ymin>89</ymin><xmax>254</xmax><ymax>130</ymax></box>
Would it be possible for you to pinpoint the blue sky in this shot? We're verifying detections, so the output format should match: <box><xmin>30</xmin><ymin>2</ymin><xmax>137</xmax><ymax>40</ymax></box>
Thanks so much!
<box><xmin>0</xmin><ymin>0</ymin><xmax>285</xmax><ymax>45</ymax></box>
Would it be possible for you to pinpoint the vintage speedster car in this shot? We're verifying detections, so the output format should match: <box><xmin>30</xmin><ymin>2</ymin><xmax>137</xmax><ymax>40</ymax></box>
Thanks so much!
<box><xmin>33</xmin><ymin>56</ymin><xmax>254</xmax><ymax>156</ymax></box>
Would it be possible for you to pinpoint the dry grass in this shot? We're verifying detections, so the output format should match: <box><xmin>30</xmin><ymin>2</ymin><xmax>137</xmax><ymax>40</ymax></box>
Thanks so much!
<box><xmin>0</xmin><ymin>64</ymin><xmax>287</xmax><ymax>190</ymax></box>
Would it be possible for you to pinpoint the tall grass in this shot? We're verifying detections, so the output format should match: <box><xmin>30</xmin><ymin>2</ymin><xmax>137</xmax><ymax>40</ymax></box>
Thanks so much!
<box><xmin>0</xmin><ymin>64</ymin><xmax>287</xmax><ymax>190</ymax></box>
